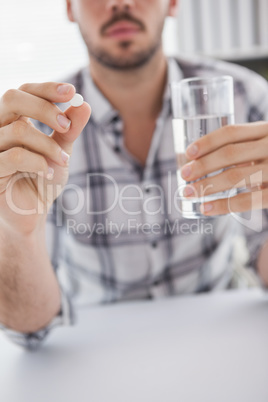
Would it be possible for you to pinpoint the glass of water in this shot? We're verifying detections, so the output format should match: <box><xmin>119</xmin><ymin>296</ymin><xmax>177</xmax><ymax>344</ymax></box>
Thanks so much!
<box><xmin>170</xmin><ymin>75</ymin><xmax>236</xmax><ymax>219</ymax></box>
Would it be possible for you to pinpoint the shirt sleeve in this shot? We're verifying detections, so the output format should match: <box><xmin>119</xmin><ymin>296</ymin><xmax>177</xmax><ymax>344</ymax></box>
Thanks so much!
<box><xmin>0</xmin><ymin>283</ymin><xmax>75</xmax><ymax>350</ymax></box>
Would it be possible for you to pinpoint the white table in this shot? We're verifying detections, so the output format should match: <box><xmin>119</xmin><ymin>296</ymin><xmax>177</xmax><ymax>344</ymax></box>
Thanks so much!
<box><xmin>1</xmin><ymin>289</ymin><xmax>268</xmax><ymax>402</ymax></box>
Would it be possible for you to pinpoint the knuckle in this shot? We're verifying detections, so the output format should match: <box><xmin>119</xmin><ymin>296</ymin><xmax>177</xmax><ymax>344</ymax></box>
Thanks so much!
<box><xmin>196</xmin><ymin>179</ymin><xmax>211</xmax><ymax>196</ymax></box>
<box><xmin>18</xmin><ymin>83</ymin><xmax>31</xmax><ymax>92</ymax></box>
<box><xmin>224</xmin><ymin>124</ymin><xmax>236</xmax><ymax>137</ymax></box>
<box><xmin>194</xmin><ymin>159</ymin><xmax>206</xmax><ymax>175</ymax></box>
<box><xmin>225</xmin><ymin>124</ymin><xmax>245</xmax><ymax>142</ymax></box>
<box><xmin>227</xmin><ymin>193</ymin><xmax>250</xmax><ymax>213</ymax></box>
<box><xmin>1</xmin><ymin>89</ymin><xmax>17</xmax><ymax>106</ymax></box>
<box><xmin>38</xmin><ymin>99</ymin><xmax>58</xmax><ymax>118</ymax></box>
<box><xmin>221</xmin><ymin>144</ymin><xmax>237</xmax><ymax>162</ymax></box>
<box><xmin>225</xmin><ymin>168</ymin><xmax>242</xmax><ymax>187</ymax></box>
<box><xmin>215</xmin><ymin>198</ymin><xmax>228</xmax><ymax>214</ymax></box>
<box><xmin>201</xmin><ymin>179</ymin><xmax>214</xmax><ymax>196</ymax></box>
<box><xmin>238</xmin><ymin>195</ymin><xmax>251</xmax><ymax>211</ymax></box>
<box><xmin>47</xmin><ymin>137</ymin><xmax>61</xmax><ymax>156</ymax></box>
<box><xmin>38</xmin><ymin>155</ymin><xmax>48</xmax><ymax>172</ymax></box>
<box><xmin>39</xmin><ymin>99</ymin><xmax>53</xmax><ymax>116</ymax></box>
<box><xmin>8</xmin><ymin>147</ymin><xmax>23</xmax><ymax>165</ymax></box>
<box><xmin>12</xmin><ymin>120</ymin><xmax>28</xmax><ymax>139</ymax></box>
<box><xmin>202</xmin><ymin>135</ymin><xmax>214</xmax><ymax>151</ymax></box>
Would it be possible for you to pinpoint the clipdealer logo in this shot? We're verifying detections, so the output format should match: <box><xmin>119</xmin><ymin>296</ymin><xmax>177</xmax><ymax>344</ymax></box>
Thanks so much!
<box><xmin>4</xmin><ymin>170</ymin><xmax>265</xmax><ymax>233</ymax></box>
<box><xmin>66</xmin><ymin>217</ymin><xmax>214</xmax><ymax>239</ymax></box>
<box><xmin>228</xmin><ymin>170</ymin><xmax>263</xmax><ymax>233</ymax></box>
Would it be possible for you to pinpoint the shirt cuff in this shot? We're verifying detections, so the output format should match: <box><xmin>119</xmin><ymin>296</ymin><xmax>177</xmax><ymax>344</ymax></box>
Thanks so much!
<box><xmin>0</xmin><ymin>285</ymin><xmax>75</xmax><ymax>350</ymax></box>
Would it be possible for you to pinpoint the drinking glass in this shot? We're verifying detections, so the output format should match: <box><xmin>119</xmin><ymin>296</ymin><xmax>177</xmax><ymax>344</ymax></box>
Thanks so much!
<box><xmin>170</xmin><ymin>76</ymin><xmax>236</xmax><ymax>219</ymax></box>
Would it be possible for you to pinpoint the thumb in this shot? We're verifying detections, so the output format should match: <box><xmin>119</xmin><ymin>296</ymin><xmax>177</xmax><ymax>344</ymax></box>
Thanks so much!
<box><xmin>51</xmin><ymin>102</ymin><xmax>91</xmax><ymax>155</ymax></box>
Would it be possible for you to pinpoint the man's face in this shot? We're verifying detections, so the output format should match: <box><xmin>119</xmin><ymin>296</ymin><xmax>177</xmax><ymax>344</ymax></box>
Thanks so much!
<box><xmin>67</xmin><ymin>0</ymin><xmax>177</xmax><ymax>70</ymax></box>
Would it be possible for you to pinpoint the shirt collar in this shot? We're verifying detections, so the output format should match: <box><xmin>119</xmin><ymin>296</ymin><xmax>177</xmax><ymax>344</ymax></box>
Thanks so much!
<box><xmin>81</xmin><ymin>57</ymin><xmax>183</xmax><ymax>125</ymax></box>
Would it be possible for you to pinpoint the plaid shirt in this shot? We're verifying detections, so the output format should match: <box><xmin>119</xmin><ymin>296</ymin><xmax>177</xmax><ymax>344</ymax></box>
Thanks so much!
<box><xmin>2</xmin><ymin>56</ymin><xmax>268</xmax><ymax>349</ymax></box>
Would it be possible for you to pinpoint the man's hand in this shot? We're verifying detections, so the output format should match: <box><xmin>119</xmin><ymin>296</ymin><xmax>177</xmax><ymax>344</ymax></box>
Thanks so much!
<box><xmin>181</xmin><ymin>122</ymin><xmax>268</xmax><ymax>216</ymax></box>
<box><xmin>0</xmin><ymin>82</ymin><xmax>91</xmax><ymax>235</ymax></box>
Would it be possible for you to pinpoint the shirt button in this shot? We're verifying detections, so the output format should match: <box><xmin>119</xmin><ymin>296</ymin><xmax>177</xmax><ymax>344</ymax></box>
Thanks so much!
<box><xmin>151</xmin><ymin>241</ymin><xmax>158</xmax><ymax>248</ymax></box>
<box><xmin>144</xmin><ymin>184</ymin><xmax>151</xmax><ymax>193</ymax></box>
<box><xmin>114</xmin><ymin>146</ymin><xmax>121</xmax><ymax>153</ymax></box>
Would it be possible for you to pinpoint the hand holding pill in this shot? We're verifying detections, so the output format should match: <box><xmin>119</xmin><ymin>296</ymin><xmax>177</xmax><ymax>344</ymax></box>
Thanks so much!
<box><xmin>0</xmin><ymin>82</ymin><xmax>91</xmax><ymax>235</ymax></box>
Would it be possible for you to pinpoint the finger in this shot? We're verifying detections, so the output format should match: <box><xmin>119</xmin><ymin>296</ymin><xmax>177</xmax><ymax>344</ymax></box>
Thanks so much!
<box><xmin>0</xmin><ymin>120</ymin><xmax>70</xmax><ymax>167</ymax></box>
<box><xmin>185</xmin><ymin>122</ymin><xmax>268</xmax><ymax>160</ymax></box>
<box><xmin>0</xmin><ymin>87</ymin><xmax>74</xmax><ymax>131</ymax></box>
<box><xmin>51</xmin><ymin>102</ymin><xmax>91</xmax><ymax>155</ymax></box>
<box><xmin>181</xmin><ymin>137</ymin><xmax>268</xmax><ymax>182</ymax></box>
<box><xmin>19</xmin><ymin>82</ymin><xmax>76</xmax><ymax>103</ymax></box>
<box><xmin>184</xmin><ymin>163</ymin><xmax>268</xmax><ymax>198</ymax></box>
<box><xmin>200</xmin><ymin>187</ymin><xmax>268</xmax><ymax>216</ymax></box>
<box><xmin>0</xmin><ymin>147</ymin><xmax>52</xmax><ymax>178</ymax></box>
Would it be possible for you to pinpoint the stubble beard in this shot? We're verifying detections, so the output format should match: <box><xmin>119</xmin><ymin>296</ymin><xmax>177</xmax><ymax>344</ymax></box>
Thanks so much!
<box><xmin>79</xmin><ymin>25</ymin><xmax>164</xmax><ymax>71</ymax></box>
<box><xmin>88</xmin><ymin>40</ymin><xmax>162</xmax><ymax>71</ymax></box>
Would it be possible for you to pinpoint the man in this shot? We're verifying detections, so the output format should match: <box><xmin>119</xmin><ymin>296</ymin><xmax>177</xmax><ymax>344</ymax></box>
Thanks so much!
<box><xmin>1</xmin><ymin>0</ymin><xmax>268</xmax><ymax>350</ymax></box>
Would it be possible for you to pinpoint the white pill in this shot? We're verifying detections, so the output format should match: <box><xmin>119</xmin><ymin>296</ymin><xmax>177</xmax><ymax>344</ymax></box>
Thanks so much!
<box><xmin>70</xmin><ymin>93</ymin><xmax>84</xmax><ymax>107</ymax></box>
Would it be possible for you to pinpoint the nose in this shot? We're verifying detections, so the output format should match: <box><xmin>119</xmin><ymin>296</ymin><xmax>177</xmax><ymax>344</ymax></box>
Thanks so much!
<box><xmin>106</xmin><ymin>0</ymin><xmax>135</xmax><ymax>13</ymax></box>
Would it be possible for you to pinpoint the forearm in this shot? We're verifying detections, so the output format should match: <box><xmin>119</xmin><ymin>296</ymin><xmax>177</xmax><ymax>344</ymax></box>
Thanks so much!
<box><xmin>0</xmin><ymin>224</ymin><xmax>61</xmax><ymax>333</ymax></box>
<box><xmin>256</xmin><ymin>239</ymin><xmax>268</xmax><ymax>287</ymax></box>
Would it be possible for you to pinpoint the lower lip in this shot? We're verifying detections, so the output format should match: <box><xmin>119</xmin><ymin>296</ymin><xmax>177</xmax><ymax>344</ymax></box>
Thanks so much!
<box><xmin>106</xmin><ymin>28</ymin><xmax>141</xmax><ymax>39</ymax></box>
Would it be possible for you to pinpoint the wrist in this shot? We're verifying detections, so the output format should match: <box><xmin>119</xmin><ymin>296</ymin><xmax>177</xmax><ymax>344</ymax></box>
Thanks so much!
<box><xmin>0</xmin><ymin>212</ymin><xmax>47</xmax><ymax>242</ymax></box>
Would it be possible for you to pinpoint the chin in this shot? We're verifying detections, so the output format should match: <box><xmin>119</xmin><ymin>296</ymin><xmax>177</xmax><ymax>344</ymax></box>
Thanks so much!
<box><xmin>89</xmin><ymin>40</ymin><xmax>161</xmax><ymax>70</ymax></box>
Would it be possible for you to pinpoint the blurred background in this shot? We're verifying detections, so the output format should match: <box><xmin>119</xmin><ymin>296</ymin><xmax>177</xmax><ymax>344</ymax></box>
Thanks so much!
<box><xmin>1</xmin><ymin>0</ymin><xmax>268</xmax><ymax>95</ymax></box>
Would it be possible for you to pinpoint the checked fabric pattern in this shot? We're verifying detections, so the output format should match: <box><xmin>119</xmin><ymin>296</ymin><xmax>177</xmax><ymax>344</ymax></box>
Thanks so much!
<box><xmin>1</xmin><ymin>56</ymin><xmax>268</xmax><ymax>349</ymax></box>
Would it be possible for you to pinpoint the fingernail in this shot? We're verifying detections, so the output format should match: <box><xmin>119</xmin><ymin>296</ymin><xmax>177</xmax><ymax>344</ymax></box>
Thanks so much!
<box><xmin>187</xmin><ymin>144</ymin><xmax>198</xmax><ymax>157</ymax></box>
<box><xmin>181</xmin><ymin>164</ymin><xmax>192</xmax><ymax>178</ymax></box>
<box><xmin>61</xmin><ymin>150</ymin><xmax>70</xmax><ymax>164</ymax></box>
<box><xmin>57</xmin><ymin>84</ymin><xmax>73</xmax><ymax>95</ymax></box>
<box><xmin>46</xmin><ymin>167</ymin><xmax>54</xmax><ymax>180</ymax></box>
<box><xmin>57</xmin><ymin>114</ymin><xmax>71</xmax><ymax>129</ymax></box>
<box><xmin>201</xmin><ymin>203</ymin><xmax>213</xmax><ymax>214</ymax></box>
<box><xmin>184</xmin><ymin>186</ymin><xmax>194</xmax><ymax>197</ymax></box>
